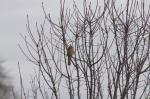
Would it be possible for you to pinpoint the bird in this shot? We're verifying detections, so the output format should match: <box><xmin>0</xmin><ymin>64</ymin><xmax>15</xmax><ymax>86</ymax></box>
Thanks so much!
<box><xmin>67</xmin><ymin>45</ymin><xmax>74</xmax><ymax>65</ymax></box>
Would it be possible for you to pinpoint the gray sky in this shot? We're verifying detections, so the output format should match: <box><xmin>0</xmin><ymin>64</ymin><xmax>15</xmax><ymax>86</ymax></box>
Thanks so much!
<box><xmin>0</xmin><ymin>0</ymin><xmax>57</xmax><ymax>89</ymax></box>
<box><xmin>0</xmin><ymin>0</ymin><xmax>50</xmax><ymax>61</ymax></box>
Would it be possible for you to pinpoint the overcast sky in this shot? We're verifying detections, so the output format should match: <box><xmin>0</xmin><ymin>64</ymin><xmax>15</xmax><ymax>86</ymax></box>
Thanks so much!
<box><xmin>0</xmin><ymin>0</ymin><xmax>58</xmax><ymax>89</ymax></box>
<box><xmin>0</xmin><ymin>0</ymin><xmax>55</xmax><ymax>61</ymax></box>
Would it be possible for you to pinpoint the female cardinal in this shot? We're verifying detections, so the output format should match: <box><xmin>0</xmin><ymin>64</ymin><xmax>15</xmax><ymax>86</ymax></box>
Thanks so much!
<box><xmin>67</xmin><ymin>45</ymin><xmax>74</xmax><ymax>65</ymax></box>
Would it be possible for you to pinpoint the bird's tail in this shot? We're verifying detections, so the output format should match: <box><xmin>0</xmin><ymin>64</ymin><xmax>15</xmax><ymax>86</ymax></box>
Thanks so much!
<box><xmin>68</xmin><ymin>56</ymin><xmax>71</xmax><ymax>65</ymax></box>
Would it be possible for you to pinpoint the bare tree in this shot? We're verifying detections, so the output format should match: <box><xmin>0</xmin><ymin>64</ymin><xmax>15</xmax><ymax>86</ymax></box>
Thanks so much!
<box><xmin>19</xmin><ymin>0</ymin><xmax>150</xmax><ymax>99</ymax></box>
